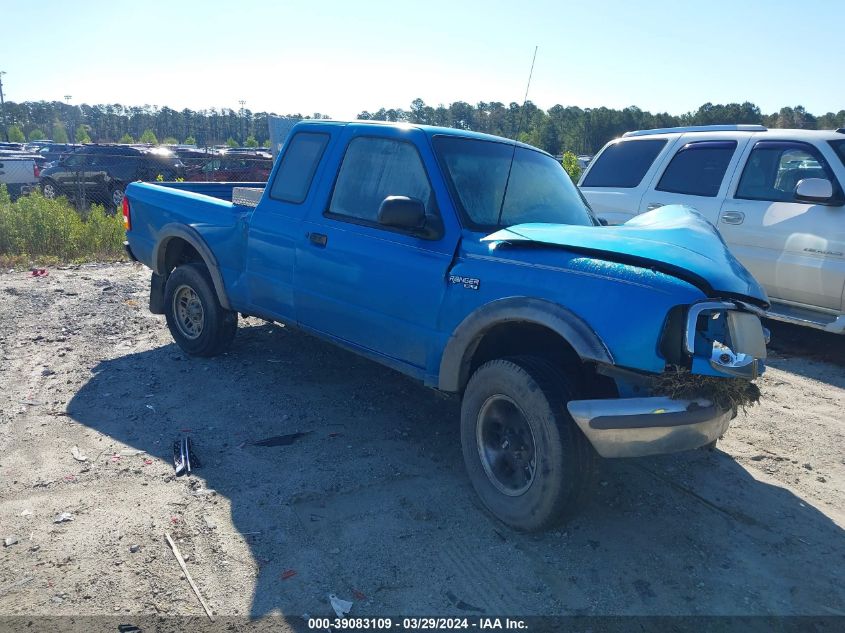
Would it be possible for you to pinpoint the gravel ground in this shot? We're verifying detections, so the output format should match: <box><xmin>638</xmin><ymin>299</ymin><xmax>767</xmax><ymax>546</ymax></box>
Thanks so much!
<box><xmin>0</xmin><ymin>263</ymin><xmax>842</xmax><ymax>626</ymax></box>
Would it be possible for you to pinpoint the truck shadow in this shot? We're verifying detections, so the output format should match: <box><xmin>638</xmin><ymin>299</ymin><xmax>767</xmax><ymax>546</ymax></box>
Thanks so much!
<box><xmin>66</xmin><ymin>322</ymin><xmax>845</xmax><ymax>621</ymax></box>
<box><xmin>765</xmin><ymin>320</ymin><xmax>845</xmax><ymax>370</ymax></box>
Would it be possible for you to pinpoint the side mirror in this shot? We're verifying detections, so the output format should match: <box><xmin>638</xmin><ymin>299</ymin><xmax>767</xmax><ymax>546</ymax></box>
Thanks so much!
<box><xmin>795</xmin><ymin>178</ymin><xmax>833</xmax><ymax>203</ymax></box>
<box><xmin>378</xmin><ymin>196</ymin><xmax>426</xmax><ymax>230</ymax></box>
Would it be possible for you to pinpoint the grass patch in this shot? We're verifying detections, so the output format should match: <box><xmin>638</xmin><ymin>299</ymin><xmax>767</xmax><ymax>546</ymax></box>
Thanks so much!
<box><xmin>0</xmin><ymin>185</ymin><xmax>127</xmax><ymax>266</ymax></box>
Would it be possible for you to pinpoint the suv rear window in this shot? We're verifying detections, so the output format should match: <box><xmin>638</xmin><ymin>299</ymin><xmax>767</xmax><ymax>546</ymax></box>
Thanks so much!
<box><xmin>830</xmin><ymin>140</ymin><xmax>845</xmax><ymax>168</ymax></box>
<box><xmin>581</xmin><ymin>139</ymin><xmax>666</xmax><ymax>188</ymax></box>
<box><xmin>656</xmin><ymin>141</ymin><xmax>737</xmax><ymax>197</ymax></box>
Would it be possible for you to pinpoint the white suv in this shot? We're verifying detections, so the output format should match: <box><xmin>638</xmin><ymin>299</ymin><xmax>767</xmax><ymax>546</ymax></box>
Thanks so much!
<box><xmin>579</xmin><ymin>124</ymin><xmax>845</xmax><ymax>334</ymax></box>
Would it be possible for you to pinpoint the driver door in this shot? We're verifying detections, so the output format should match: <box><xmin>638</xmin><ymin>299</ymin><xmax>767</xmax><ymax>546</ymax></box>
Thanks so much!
<box><xmin>294</xmin><ymin>127</ymin><xmax>459</xmax><ymax>375</ymax></box>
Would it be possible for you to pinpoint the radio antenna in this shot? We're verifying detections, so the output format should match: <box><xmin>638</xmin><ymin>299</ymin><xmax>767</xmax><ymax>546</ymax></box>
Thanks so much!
<box><xmin>496</xmin><ymin>45</ymin><xmax>538</xmax><ymax>226</ymax></box>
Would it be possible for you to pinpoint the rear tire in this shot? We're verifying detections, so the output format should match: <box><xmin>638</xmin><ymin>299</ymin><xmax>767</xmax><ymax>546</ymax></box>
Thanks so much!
<box><xmin>109</xmin><ymin>185</ymin><xmax>126</xmax><ymax>214</ymax></box>
<box><xmin>164</xmin><ymin>263</ymin><xmax>237</xmax><ymax>357</ymax></box>
<box><xmin>42</xmin><ymin>180</ymin><xmax>58</xmax><ymax>199</ymax></box>
<box><xmin>460</xmin><ymin>356</ymin><xmax>596</xmax><ymax>532</ymax></box>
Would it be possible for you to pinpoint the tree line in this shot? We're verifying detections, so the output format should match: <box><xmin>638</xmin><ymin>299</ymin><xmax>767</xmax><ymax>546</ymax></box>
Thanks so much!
<box><xmin>0</xmin><ymin>101</ymin><xmax>327</xmax><ymax>147</ymax></box>
<box><xmin>359</xmin><ymin>100</ymin><xmax>845</xmax><ymax>155</ymax></box>
<box><xmin>2</xmin><ymin>98</ymin><xmax>843</xmax><ymax>155</ymax></box>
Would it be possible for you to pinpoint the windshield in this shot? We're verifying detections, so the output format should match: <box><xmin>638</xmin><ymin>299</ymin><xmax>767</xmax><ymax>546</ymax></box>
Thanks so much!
<box><xmin>433</xmin><ymin>135</ymin><xmax>596</xmax><ymax>230</ymax></box>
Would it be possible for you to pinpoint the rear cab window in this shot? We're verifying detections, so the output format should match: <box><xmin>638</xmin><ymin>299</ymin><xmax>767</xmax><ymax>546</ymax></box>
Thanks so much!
<box><xmin>656</xmin><ymin>141</ymin><xmax>737</xmax><ymax>197</ymax></box>
<box><xmin>269</xmin><ymin>132</ymin><xmax>330</xmax><ymax>203</ymax></box>
<box><xmin>581</xmin><ymin>139</ymin><xmax>667</xmax><ymax>188</ymax></box>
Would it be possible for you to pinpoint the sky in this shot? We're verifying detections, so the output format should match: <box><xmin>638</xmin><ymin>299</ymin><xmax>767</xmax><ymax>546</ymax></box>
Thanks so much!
<box><xmin>1</xmin><ymin>0</ymin><xmax>843</xmax><ymax>119</ymax></box>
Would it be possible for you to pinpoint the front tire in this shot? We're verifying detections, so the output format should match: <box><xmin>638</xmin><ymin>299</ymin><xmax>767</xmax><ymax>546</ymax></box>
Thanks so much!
<box><xmin>461</xmin><ymin>357</ymin><xmax>596</xmax><ymax>531</ymax></box>
<box><xmin>164</xmin><ymin>263</ymin><xmax>237</xmax><ymax>357</ymax></box>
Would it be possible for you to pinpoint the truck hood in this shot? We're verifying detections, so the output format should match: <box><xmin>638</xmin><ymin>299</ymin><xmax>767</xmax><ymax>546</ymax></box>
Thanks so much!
<box><xmin>481</xmin><ymin>205</ymin><xmax>769</xmax><ymax>306</ymax></box>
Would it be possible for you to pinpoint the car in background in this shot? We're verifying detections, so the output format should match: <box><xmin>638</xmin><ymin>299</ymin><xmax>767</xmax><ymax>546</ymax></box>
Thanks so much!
<box><xmin>579</xmin><ymin>124</ymin><xmax>845</xmax><ymax>333</ymax></box>
<box><xmin>39</xmin><ymin>144</ymin><xmax>186</xmax><ymax>210</ymax></box>
<box><xmin>0</xmin><ymin>154</ymin><xmax>40</xmax><ymax>199</ymax></box>
<box><xmin>35</xmin><ymin>143</ymin><xmax>82</xmax><ymax>166</ymax></box>
<box><xmin>182</xmin><ymin>148</ymin><xmax>272</xmax><ymax>182</ymax></box>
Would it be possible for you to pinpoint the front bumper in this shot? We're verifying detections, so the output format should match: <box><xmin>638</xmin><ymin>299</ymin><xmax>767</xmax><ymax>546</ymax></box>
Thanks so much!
<box><xmin>567</xmin><ymin>396</ymin><xmax>732</xmax><ymax>458</ymax></box>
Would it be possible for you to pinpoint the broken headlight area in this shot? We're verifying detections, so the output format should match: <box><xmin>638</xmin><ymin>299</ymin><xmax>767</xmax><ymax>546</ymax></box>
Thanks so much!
<box><xmin>685</xmin><ymin>301</ymin><xmax>768</xmax><ymax>379</ymax></box>
<box><xmin>660</xmin><ymin>300</ymin><xmax>768</xmax><ymax>380</ymax></box>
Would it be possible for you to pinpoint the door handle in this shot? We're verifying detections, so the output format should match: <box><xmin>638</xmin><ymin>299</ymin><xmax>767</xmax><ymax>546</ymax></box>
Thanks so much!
<box><xmin>308</xmin><ymin>232</ymin><xmax>328</xmax><ymax>247</ymax></box>
<box><xmin>645</xmin><ymin>202</ymin><xmax>664</xmax><ymax>211</ymax></box>
<box><xmin>721</xmin><ymin>211</ymin><xmax>745</xmax><ymax>225</ymax></box>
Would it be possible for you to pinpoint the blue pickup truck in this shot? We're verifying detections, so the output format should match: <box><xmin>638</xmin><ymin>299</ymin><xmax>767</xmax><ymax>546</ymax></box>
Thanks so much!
<box><xmin>124</xmin><ymin>120</ymin><xmax>769</xmax><ymax>531</ymax></box>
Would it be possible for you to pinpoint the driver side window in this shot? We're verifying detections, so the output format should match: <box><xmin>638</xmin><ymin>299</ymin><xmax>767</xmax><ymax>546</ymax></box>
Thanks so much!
<box><xmin>328</xmin><ymin>137</ymin><xmax>433</xmax><ymax>223</ymax></box>
<box><xmin>736</xmin><ymin>142</ymin><xmax>837</xmax><ymax>202</ymax></box>
<box><xmin>64</xmin><ymin>152</ymin><xmax>86</xmax><ymax>168</ymax></box>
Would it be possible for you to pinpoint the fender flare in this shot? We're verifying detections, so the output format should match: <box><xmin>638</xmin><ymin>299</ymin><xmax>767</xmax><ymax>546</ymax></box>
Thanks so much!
<box><xmin>151</xmin><ymin>223</ymin><xmax>232</xmax><ymax>310</ymax></box>
<box><xmin>437</xmin><ymin>297</ymin><xmax>614</xmax><ymax>393</ymax></box>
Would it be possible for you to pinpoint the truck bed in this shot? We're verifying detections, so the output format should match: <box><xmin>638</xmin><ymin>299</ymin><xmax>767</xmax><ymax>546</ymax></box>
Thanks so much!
<box><xmin>152</xmin><ymin>181</ymin><xmax>266</xmax><ymax>203</ymax></box>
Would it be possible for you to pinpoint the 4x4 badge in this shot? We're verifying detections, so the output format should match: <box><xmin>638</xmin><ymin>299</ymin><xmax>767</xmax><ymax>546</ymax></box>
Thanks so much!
<box><xmin>449</xmin><ymin>275</ymin><xmax>480</xmax><ymax>290</ymax></box>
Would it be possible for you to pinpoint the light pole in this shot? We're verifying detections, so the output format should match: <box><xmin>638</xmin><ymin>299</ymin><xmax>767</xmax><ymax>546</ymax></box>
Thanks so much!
<box><xmin>64</xmin><ymin>95</ymin><xmax>72</xmax><ymax>142</ymax></box>
<box><xmin>238</xmin><ymin>100</ymin><xmax>245</xmax><ymax>144</ymax></box>
<box><xmin>0</xmin><ymin>71</ymin><xmax>9</xmax><ymax>142</ymax></box>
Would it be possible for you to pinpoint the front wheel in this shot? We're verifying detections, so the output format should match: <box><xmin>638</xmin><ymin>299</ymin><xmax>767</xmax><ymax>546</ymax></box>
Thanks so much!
<box><xmin>164</xmin><ymin>263</ymin><xmax>237</xmax><ymax>357</ymax></box>
<box><xmin>461</xmin><ymin>357</ymin><xmax>596</xmax><ymax>531</ymax></box>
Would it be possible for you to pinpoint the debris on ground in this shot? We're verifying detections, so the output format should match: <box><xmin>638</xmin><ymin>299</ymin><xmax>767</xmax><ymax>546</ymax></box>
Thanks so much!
<box><xmin>53</xmin><ymin>512</ymin><xmax>74</xmax><ymax>523</ymax></box>
<box><xmin>165</xmin><ymin>532</ymin><xmax>214</xmax><ymax>622</ymax></box>
<box><xmin>329</xmin><ymin>593</ymin><xmax>353</xmax><ymax>618</ymax></box>
<box><xmin>71</xmin><ymin>446</ymin><xmax>87</xmax><ymax>462</ymax></box>
<box><xmin>3</xmin><ymin>536</ymin><xmax>19</xmax><ymax>547</ymax></box>
<box><xmin>253</xmin><ymin>431</ymin><xmax>311</xmax><ymax>447</ymax></box>
<box><xmin>0</xmin><ymin>577</ymin><xmax>34</xmax><ymax>598</ymax></box>
<box><xmin>173</xmin><ymin>436</ymin><xmax>199</xmax><ymax>476</ymax></box>
<box><xmin>652</xmin><ymin>366</ymin><xmax>762</xmax><ymax>412</ymax></box>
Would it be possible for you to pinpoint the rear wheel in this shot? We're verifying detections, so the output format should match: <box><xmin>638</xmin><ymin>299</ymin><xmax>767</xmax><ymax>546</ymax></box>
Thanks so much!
<box><xmin>42</xmin><ymin>180</ymin><xmax>58</xmax><ymax>199</ymax></box>
<box><xmin>110</xmin><ymin>185</ymin><xmax>126</xmax><ymax>213</ymax></box>
<box><xmin>164</xmin><ymin>263</ymin><xmax>237</xmax><ymax>357</ymax></box>
<box><xmin>461</xmin><ymin>356</ymin><xmax>596</xmax><ymax>531</ymax></box>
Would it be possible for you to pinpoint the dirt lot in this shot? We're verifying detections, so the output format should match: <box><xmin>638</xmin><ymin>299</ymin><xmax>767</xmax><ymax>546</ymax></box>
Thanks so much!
<box><xmin>0</xmin><ymin>263</ymin><xmax>843</xmax><ymax>625</ymax></box>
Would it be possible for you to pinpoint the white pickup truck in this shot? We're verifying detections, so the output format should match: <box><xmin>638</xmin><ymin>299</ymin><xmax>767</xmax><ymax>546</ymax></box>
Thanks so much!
<box><xmin>579</xmin><ymin>125</ymin><xmax>845</xmax><ymax>334</ymax></box>
<box><xmin>0</xmin><ymin>153</ymin><xmax>40</xmax><ymax>199</ymax></box>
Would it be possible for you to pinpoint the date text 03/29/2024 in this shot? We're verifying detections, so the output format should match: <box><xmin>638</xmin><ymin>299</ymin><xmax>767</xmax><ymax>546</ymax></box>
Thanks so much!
<box><xmin>306</xmin><ymin>617</ymin><xmax>528</xmax><ymax>630</ymax></box>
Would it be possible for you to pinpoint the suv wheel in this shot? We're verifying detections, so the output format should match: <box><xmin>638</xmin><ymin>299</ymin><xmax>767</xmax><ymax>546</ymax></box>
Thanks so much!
<box><xmin>461</xmin><ymin>356</ymin><xmax>596</xmax><ymax>531</ymax></box>
<box><xmin>110</xmin><ymin>186</ymin><xmax>126</xmax><ymax>213</ymax></box>
<box><xmin>42</xmin><ymin>180</ymin><xmax>58</xmax><ymax>199</ymax></box>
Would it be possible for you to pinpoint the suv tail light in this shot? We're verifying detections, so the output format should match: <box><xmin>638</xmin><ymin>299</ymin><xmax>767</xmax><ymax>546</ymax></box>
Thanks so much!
<box><xmin>33</xmin><ymin>163</ymin><xmax>40</xmax><ymax>179</ymax></box>
<box><xmin>122</xmin><ymin>196</ymin><xmax>131</xmax><ymax>231</ymax></box>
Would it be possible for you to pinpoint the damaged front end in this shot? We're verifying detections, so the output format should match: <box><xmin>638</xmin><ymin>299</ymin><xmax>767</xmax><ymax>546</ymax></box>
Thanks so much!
<box><xmin>568</xmin><ymin>300</ymin><xmax>768</xmax><ymax>458</ymax></box>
